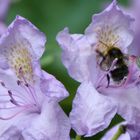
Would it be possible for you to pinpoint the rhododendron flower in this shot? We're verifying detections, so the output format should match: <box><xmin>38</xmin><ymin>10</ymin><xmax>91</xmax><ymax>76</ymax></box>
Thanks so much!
<box><xmin>57</xmin><ymin>0</ymin><xmax>140</xmax><ymax>138</ymax></box>
<box><xmin>0</xmin><ymin>16</ymin><xmax>70</xmax><ymax>140</ymax></box>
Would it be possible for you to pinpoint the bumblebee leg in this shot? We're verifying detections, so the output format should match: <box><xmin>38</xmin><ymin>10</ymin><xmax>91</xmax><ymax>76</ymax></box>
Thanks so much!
<box><xmin>106</xmin><ymin>74</ymin><xmax>110</xmax><ymax>88</ymax></box>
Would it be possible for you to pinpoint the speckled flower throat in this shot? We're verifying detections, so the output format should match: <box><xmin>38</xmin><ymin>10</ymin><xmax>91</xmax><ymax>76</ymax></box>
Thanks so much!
<box><xmin>5</xmin><ymin>40</ymin><xmax>33</xmax><ymax>82</ymax></box>
<box><xmin>95</xmin><ymin>24</ymin><xmax>120</xmax><ymax>55</ymax></box>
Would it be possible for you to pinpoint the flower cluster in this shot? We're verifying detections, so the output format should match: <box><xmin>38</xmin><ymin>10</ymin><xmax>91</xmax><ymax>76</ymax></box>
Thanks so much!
<box><xmin>0</xmin><ymin>8</ymin><xmax>70</xmax><ymax>140</ymax></box>
<box><xmin>57</xmin><ymin>0</ymin><xmax>140</xmax><ymax>139</ymax></box>
<box><xmin>1</xmin><ymin>0</ymin><xmax>140</xmax><ymax>139</ymax></box>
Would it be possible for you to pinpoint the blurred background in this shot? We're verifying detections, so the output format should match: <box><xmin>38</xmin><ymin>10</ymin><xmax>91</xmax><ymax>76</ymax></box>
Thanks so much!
<box><xmin>5</xmin><ymin>0</ymin><xmax>129</xmax><ymax>139</ymax></box>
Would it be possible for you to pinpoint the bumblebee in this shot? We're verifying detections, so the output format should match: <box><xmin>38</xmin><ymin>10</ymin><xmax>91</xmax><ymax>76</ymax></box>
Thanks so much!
<box><xmin>96</xmin><ymin>42</ymin><xmax>129</xmax><ymax>86</ymax></box>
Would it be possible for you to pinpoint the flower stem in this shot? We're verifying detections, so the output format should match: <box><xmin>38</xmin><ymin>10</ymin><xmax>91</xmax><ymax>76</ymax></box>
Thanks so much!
<box><xmin>111</xmin><ymin>125</ymin><xmax>126</xmax><ymax>140</ymax></box>
<box><xmin>75</xmin><ymin>135</ymin><xmax>81</xmax><ymax>140</ymax></box>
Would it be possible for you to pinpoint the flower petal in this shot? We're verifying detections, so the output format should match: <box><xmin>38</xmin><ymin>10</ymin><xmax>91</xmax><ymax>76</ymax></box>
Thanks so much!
<box><xmin>56</xmin><ymin>28</ymin><xmax>96</xmax><ymax>82</ymax></box>
<box><xmin>0</xmin><ymin>99</ymin><xmax>70</xmax><ymax>140</ymax></box>
<box><xmin>128</xmin><ymin>0</ymin><xmax>140</xmax><ymax>56</ymax></box>
<box><xmin>127</xmin><ymin>124</ymin><xmax>140</xmax><ymax>140</ymax></box>
<box><xmin>21</xmin><ymin>100</ymin><xmax>71</xmax><ymax>140</ymax></box>
<box><xmin>0</xmin><ymin>126</ymin><xmax>24</xmax><ymax>140</ymax></box>
<box><xmin>70</xmin><ymin>82</ymin><xmax>117</xmax><ymax>137</ymax></box>
<box><xmin>85</xmin><ymin>0</ymin><xmax>134</xmax><ymax>53</ymax></box>
<box><xmin>9</xmin><ymin>15</ymin><xmax>46</xmax><ymax>59</ymax></box>
<box><xmin>0</xmin><ymin>16</ymin><xmax>46</xmax><ymax>82</ymax></box>
<box><xmin>99</xmin><ymin>84</ymin><xmax>140</xmax><ymax>125</ymax></box>
<box><xmin>40</xmin><ymin>70</ymin><xmax>69</xmax><ymax>101</ymax></box>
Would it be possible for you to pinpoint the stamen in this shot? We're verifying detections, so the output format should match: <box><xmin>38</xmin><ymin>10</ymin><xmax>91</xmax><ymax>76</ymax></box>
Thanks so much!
<box><xmin>0</xmin><ymin>106</ymin><xmax>19</xmax><ymax>110</ymax></box>
<box><xmin>99</xmin><ymin>40</ymin><xmax>109</xmax><ymax>48</ymax></box>
<box><xmin>96</xmin><ymin>58</ymin><xmax>118</xmax><ymax>89</ymax></box>
<box><xmin>25</xmin><ymin>83</ymin><xmax>29</xmax><ymax>87</ymax></box>
<box><xmin>16</xmin><ymin>80</ymin><xmax>36</xmax><ymax>104</ymax></box>
<box><xmin>0</xmin><ymin>104</ymin><xmax>34</xmax><ymax>120</ymax></box>
<box><xmin>0</xmin><ymin>68</ymin><xmax>40</xmax><ymax>121</ymax></box>
<box><xmin>111</xmin><ymin>39</ymin><xmax>119</xmax><ymax>47</ymax></box>
<box><xmin>19</xmin><ymin>67</ymin><xmax>23</xmax><ymax>75</ymax></box>
<box><xmin>17</xmin><ymin>80</ymin><xmax>21</xmax><ymax>86</ymax></box>
<box><xmin>18</xmin><ymin>67</ymin><xmax>39</xmax><ymax>107</ymax></box>
<box><xmin>8</xmin><ymin>90</ymin><xmax>20</xmax><ymax>106</ymax></box>
<box><xmin>10</xmin><ymin>99</ymin><xmax>19</xmax><ymax>106</ymax></box>
<box><xmin>0</xmin><ymin>80</ymin><xmax>30</xmax><ymax>103</ymax></box>
<box><xmin>99</xmin><ymin>39</ymin><xmax>119</xmax><ymax>48</ymax></box>
<box><xmin>0</xmin><ymin>89</ymin><xmax>32</xmax><ymax>105</ymax></box>
<box><xmin>0</xmin><ymin>81</ymin><xmax>5</xmax><ymax>87</ymax></box>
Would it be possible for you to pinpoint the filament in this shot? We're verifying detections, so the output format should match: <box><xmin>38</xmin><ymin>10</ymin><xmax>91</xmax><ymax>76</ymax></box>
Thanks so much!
<box><xmin>0</xmin><ymin>67</ymin><xmax>41</xmax><ymax>121</ymax></box>
<box><xmin>18</xmin><ymin>67</ymin><xmax>39</xmax><ymax>106</ymax></box>
<box><xmin>96</xmin><ymin>58</ymin><xmax>118</xmax><ymax>89</ymax></box>
<box><xmin>0</xmin><ymin>104</ymin><xmax>34</xmax><ymax>120</ymax></box>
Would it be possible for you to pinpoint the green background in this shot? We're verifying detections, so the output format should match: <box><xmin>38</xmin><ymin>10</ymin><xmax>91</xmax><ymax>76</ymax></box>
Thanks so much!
<box><xmin>6</xmin><ymin>0</ymin><xmax>129</xmax><ymax>139</ymax></box>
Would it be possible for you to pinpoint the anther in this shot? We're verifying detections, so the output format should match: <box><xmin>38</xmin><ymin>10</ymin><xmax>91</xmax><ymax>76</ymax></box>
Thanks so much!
<box><xmin>8</xmin><ymin>90</ymin><xmax>19</xmax><ymax>106</ymax></box>
<box><xmin>19</xmin><ymin>67</ymin><xmax>24</xmax><ymax>75</ymax></box>
<box><xmin>25</xmin><ymin>83</ymin><xmax>29</xmax><ymax>87</ymax></box>
<box><xmin>10</xmin><ymin>99</ymin><xmax>16</xmax><ymax>105</ymax></box>
<box><xmin>8</xmin><ymin>90</ymin><xmax>12</xmax><ymax>96</ymax></box>
<box><xmin>19</xmin><ymin>67</ymin><xmax>22</xmax><ymax>72</ymax></box>
<box><xmin>17</xmin><ymin>80</ymin><xmax>21</xmax><ymax>85</ymax></box>
<box><xmin>0</xmin><ymin>81</ymin><xmax>5</xmax><ymax>87</ymax></box>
